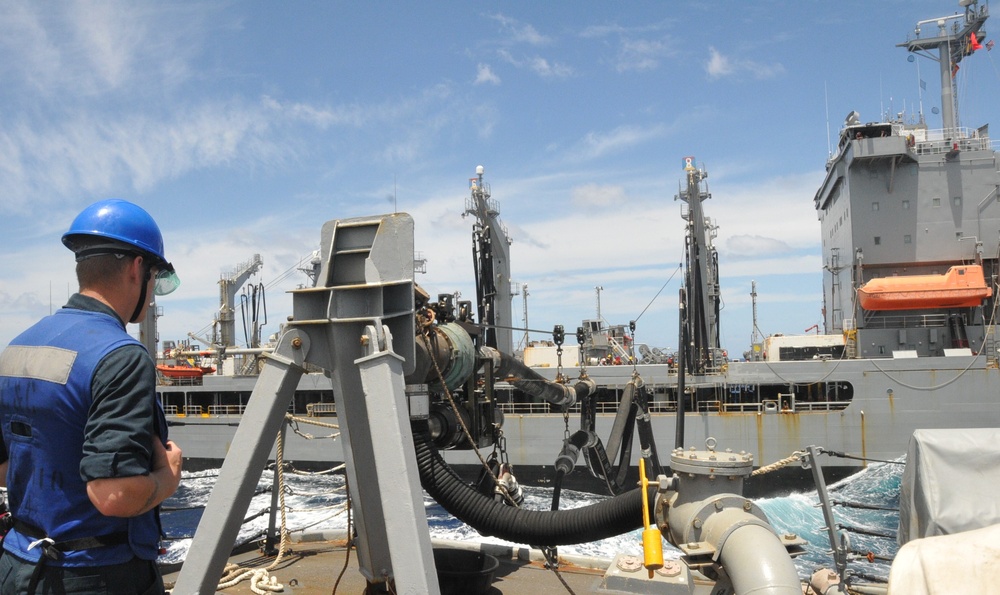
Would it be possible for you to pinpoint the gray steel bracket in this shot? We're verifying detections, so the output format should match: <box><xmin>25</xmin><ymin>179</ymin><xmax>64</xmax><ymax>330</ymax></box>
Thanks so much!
<box><xmin>172</xmin><ymin>214</ymin><xmax>438</xmax><ymax>594</ymax></box>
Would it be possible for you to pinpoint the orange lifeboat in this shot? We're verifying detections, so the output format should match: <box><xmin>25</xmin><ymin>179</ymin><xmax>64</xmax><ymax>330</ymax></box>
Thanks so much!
<box><xmin>858</xmin><ymin>265</ymin><xmax>993</xmax><ymax>311</ymax></box>
<box><xmin>156</xmin><ymin>363</ymin><xmax>216</xmax><ymax>379</ymax></box>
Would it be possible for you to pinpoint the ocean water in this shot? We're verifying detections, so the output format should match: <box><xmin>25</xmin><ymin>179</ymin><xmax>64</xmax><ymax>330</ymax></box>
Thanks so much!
<box><xmin>160</xmin><ymin>459</ymin><xmax>903</xmax><ymax>583</ymax></box>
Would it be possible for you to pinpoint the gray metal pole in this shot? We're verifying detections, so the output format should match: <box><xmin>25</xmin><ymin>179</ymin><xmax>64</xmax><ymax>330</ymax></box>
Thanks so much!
<box><xmin>172</xmin><ymin>329</ymin><xmax>308</xmax><ymax>594</ymax></box>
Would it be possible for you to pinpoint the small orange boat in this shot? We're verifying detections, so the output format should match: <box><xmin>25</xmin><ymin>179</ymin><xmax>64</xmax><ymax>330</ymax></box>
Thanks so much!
<box><xmin>156</xmin><ymin>363</ymin><xmax>216</xmax><ymax>379</ymax></box>
<box><xmin>858</xmin><ymin>265</ymin><xmax>993</xmax><ymax>311</ymax></box>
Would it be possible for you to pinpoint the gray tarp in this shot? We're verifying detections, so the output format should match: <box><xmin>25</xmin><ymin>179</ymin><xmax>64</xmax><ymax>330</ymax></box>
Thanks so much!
<box><xmin>898</xmin><ymin>428</ymin><xmax>1000</xmax><ymax>545</ymax></box>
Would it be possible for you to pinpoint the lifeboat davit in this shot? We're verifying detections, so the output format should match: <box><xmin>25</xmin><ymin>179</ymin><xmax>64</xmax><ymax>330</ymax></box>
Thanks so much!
<box><xmin>858</xmin><ymin>265</ymin><xmax>993</xmax><ymax>311</ymax></box>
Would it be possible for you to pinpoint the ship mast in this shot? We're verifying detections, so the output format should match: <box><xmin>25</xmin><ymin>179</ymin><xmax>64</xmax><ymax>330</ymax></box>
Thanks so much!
<box><xmin>898</xmin><ymin>0</ymin><xmax>989</xmax><ymax>132</ymax></box>
<box><xmin>463</xmin><ymin>165</ymin><xmax>514</xmax><ymax>353</ymax></box>
<box><xmin>675</xmin><ymin>157</ymin><xmax>722</xmax><ymax>373</ymax></box>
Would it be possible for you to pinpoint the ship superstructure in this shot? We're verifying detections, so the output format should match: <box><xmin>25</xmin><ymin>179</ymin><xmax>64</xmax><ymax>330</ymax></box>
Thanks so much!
<box><xmin>817</xmin><ymin>0</ymin><xmax>999</xmax><ymax>359</ymax></box>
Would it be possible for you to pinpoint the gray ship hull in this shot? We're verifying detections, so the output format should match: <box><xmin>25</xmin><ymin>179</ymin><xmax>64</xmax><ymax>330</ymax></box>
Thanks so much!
<box><xmin>163</xmin><ymin>352</ymin><xmax>999</xmax><ymax>485</ymax></box>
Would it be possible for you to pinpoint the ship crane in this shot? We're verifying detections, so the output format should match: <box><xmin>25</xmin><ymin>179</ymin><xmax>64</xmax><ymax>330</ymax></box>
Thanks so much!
<box><xmin>463</xmin><ymin>165</ymin><xmax>514</xmax><ymax>353</ymax></box>
<box><xmin>675</xmin><ymin>157</ymin><xmax>723</xmax><ymax>374</ymax></box>
<box><xmin>216</xmin><ymin>253</ymin><xmax>263</xmax><ymax>348</ymax></box>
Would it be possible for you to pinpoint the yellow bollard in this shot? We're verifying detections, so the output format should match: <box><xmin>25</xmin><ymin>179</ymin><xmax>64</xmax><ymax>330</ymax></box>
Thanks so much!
<box><xmin>639</xmin><ymin>459</ymin><xmax>664</xmax><ymax>578</ymax></box>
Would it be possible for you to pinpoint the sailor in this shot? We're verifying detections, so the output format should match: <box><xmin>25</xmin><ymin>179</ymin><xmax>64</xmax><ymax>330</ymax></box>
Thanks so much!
<box><xmin>0</xmin><ymin>199</ymin><xmax>183</xmax><ymax>594</ymax></box>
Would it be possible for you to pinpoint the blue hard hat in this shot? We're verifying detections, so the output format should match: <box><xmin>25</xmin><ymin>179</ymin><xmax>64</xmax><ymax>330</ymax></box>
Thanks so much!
<box><xmin>63</xmin><ymin>199</ymin><xmax>180</xmax><ymax>295</ymax></box>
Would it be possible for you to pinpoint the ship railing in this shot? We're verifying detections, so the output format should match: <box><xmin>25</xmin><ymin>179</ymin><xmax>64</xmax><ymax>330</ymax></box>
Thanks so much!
<box><xmin>698</xmin><ymin>400</ymin><xmax>722</xmax><ymax>413</ymax></box>
<box><xmin>796</xmin><ymin>400</ymin><xmax>852</xmax><ymax>412</ymax></box>
<box><xmin>207</xmin><ymin>405</ymin><xmax>245</xmax><ymax>416</ymax></box>
<box><xmin>912</xmin><ymin>127</ymin><xmax>991</xmax><ymax>155</ymax></box>
<box><xmin>498</xmin><ymin>401</ymin><xmax>656</xmax><ymax>415</ymax></box>
<box><xmin>183</xmin><ymin>405</ymin><xmax>203</xmax><ymax>416</ymax></box>
<box><xmin>722</xmin><ymin>402</ymin><xmax>762</xmax><ymax>413</ymax></box>
<box><xmin>861</xmin><ymin>312</ymin><xmax>949</xmax><ymax>329</ymax></box>
<box><xmin>163</xmin><ymin>405</ymin><xmax>179</xmax><ymax>415</ymax></box>
<box><xmin>156</xmin><ymin>375</ymin><xmax>203</xmax><ymax>387</ymax></box>
<box><xmin>306</xmin><ymin>402</ymin><xmax>337</xmax><ymax>417</ymax></box>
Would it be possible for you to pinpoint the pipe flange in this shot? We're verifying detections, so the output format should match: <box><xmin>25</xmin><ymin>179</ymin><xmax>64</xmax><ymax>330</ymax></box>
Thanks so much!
<box><xmin>616</xmin><ymin>555</ymin><xmax>644</xmax><ymax>573</ymax></box>
<box><xmin>670</xmin><ymin>444</ymin><xmax>753</xmax><ymax>478</ymax></box>
<box><xmin>678</xmin><ymin>496</ymin><xmax>769</xmax><ymax>546</ymax></box>
<box><xmin>657</xmin><ymin>560</ymin><xmax>682</xmax><ymax>578</ymax></box>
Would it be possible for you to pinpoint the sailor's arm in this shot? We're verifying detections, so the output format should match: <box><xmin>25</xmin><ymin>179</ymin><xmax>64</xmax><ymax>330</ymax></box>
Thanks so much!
<box><xmin>87</xmin><ymin>438</ymin><xmax>182</xmax><ymax>517</ymax></box>
<box><xmin>82</xmin><ymin>345</ymin><xmax>182</xmax><ymax>517</ymax></box>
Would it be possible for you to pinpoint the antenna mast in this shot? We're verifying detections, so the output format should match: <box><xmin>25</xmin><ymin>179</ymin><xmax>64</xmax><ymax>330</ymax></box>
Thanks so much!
<box><xmin>898</xmin><ymin>0</ymin><xmax>989</xmax><ymax>131</ymax></box>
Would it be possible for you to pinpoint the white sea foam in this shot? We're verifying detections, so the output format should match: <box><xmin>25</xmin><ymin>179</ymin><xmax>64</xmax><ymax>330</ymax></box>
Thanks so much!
<box><xmin>162</xmin><ymin>462</ymin><xmax>902</xmax><ymax>582</ymax></box>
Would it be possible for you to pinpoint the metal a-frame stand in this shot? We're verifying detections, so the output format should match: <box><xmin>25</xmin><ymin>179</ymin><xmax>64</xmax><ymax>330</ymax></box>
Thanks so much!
<box><xmin>172</xmin><ymin>213</ymin><xmax>440</xmax><ymax>594</ymax></box>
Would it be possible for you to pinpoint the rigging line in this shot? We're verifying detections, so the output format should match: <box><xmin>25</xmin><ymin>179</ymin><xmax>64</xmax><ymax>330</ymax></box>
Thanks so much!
<box><xmin>836</xmin><ymin>523</ymin><xmax>896</xmax><ymax>540</ymax></box>
<box><xmin>830</xmin><ymin>500</ymin><xmax>898</xmax><ymax>512</ymax></box>
<box><xmin>868</xmin><ymin>348</ymin><xmax>984</xmax><ymax>391</ymax></box>
<box><xmin>480</xmin><ymin>322</ymin><xmax>560</xmax><ymax>336</ymax></box>
<box><xmin>758</xmin><ymin>350</ymin><xmax>847</xmax><ymax>385</ymax></box>
<box><xmin>634</xmin><ymin>263</ymin><xmax>682</xmax><ymax>323</ymax></box>
<box><xmin>821</xmin><ymin>450</ymin><xmax>905</xmax><ymax>465</ymax></box>
<box><xmin>263</xmin><ymin>253</ymin><xmax>312</xmax><ymax>291</ymax></box>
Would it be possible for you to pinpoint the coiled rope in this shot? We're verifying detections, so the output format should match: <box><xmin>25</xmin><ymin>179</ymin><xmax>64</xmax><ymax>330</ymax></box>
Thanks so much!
<box><xmin>214</xmin><ymin>428</ymin><xmax>291</xmax><ymax>593</ymax></box>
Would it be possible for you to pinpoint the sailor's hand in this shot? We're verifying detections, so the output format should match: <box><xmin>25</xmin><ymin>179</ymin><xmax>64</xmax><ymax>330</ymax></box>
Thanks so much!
<box><xmin>153</xmin><ymin>437</ymin><xmax>183</xmax><ymax>495</ymax></box>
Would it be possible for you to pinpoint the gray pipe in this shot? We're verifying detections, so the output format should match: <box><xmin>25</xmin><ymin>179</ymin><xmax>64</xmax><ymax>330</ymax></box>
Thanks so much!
<box><xmin>715</xmin><ymin>522</ymin><xmax>802</xmax><ymax>595</ymax></box>
<box><xmin>480</xmin><ymin>346</ymin><xmax>595</xmax><ymax>407</ymax></box>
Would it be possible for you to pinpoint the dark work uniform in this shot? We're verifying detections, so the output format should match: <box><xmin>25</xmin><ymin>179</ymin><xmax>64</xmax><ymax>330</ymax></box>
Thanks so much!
<box><xmin>0</xmin><ymin>294</ymin><xmax>166</xmax><ymax>594</ymax></box>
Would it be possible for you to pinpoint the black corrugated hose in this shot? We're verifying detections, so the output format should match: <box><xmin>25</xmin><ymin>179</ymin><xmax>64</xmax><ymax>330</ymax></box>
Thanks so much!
<box><xmin>412</xmin><ymin>419</ymin><xmax>652</xmax><ymax>546</ymax></box>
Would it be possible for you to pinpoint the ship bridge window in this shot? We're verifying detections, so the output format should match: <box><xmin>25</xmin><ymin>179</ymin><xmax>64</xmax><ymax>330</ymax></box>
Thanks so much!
<box><xmin>872</xmin><ymin>202</ymin><xmax>879</xmax><ymax>211</ymax></box>
<box><xmin>953</xmin><ymin>196</ymin><xmax>962</xmax><ymax>206</ymax></box>
<box><xmin>904</xmin><ymin>235</ymin><xmax>912</xmax><ymax>244</ymax></box>
<box><xmin>874</xmin><ymin>236</ymin><xmax>881</xmax><ymax>245</ymax></box>
<box><xmin>933</xmin><ymin>197</ymin><xmax>941</xmax><ymax>207</ymax></box>
<box><xmin>902</xmin><ymin>200</ymin><xmax>910</xmax><ymax>209</ymax></box>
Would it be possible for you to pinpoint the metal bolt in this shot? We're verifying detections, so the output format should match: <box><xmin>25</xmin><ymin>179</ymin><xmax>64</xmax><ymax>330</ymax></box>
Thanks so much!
<box><xmin>784</xmin><ymin>533</ymin><xmax>797</xmax><ymax>540</ymax></box>
<box><xmin>714</xmin><ymin>500</ymin><xmax>723</xmax><ymax>511</ymax></box>
<box><xmin>692</xmin><ymin>517</ymin><xmax>702</xmax><ymax>529</ymax></box>
<box><xmin>743</xmin><ymin>501</ymin><xmax>752</xmax><ymax>511</ymax></box>
<box><xmin>291</xmin><ymin>337</ymin><xmax>302</xmax><ymax>349</ymax></box>
<box><xmin>360</xmin><ymin>335</ymin><xmax>370</xmax><ymax>346</ymax></box>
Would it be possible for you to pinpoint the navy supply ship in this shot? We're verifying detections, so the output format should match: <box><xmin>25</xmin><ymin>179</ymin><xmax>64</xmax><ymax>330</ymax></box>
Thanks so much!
<box><xmin>161</xmin><ymin>0</ymin><xmax>1000</xmax><ymax>494</ymax></box>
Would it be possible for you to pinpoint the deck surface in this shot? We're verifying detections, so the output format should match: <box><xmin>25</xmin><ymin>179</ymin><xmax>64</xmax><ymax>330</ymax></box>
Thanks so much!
<box><xmin>161</xmin><ymin>539</ymin><xmax>633</xmax><ymax>594</ymax></box>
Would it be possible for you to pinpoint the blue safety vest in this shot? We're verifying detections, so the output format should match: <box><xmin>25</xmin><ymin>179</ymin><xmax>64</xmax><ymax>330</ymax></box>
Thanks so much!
<box><xmin>0</xmin><ymin>307</ymin><xmax>163</xmax><ymax>565</ymax></box>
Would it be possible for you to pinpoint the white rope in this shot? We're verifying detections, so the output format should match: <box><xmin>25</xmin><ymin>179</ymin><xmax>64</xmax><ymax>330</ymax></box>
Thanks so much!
<box><xmin>750</xmin><ymin>452</ymin><xmax>802</xmax><ymax>476</ymax></box>
<box><xmin>215</xmin><ymin>428</ymin><xmax>292</xmax><ymax>592</ymax></box>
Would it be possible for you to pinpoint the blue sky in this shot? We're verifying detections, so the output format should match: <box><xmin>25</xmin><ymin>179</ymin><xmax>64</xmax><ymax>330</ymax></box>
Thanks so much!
<box><xmin>3</xmin><ymin>1</ymin><xmax>1000</xmax><ymax>356</ymax></box>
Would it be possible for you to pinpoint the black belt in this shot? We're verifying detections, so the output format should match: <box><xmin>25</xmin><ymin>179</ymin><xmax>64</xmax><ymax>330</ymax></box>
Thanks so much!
<box><xmin>12</xmin><ymin>519</ymin><xmax>128</xmax><ymax>558</ymax></box>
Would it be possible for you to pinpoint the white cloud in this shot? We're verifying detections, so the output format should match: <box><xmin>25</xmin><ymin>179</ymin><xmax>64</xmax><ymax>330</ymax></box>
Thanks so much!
<box><xmin>529</xmin><ymin>56</ymin><xmax>573</xmax><ymax>78</ymax></box>
<box><xmin>724</xmin><ymin>235</ymin><xmax>794</xmax><ymax>258</ymax></box>
<box><xmin>571</xmin><ymin>183</ymin><xmax>626</xmax><ymax>208</ymax></box>
<box><xmin>490</xmin><ymin>14</ymin><xmax>550</xmax><ymax>46</ymax></box>
<box><xmin>475</xmin><ymin>63</ymin><xmax>501</xmax><ymax>85</ymax></box>
<box><xmin>0</xmin><ymin>2</ymin><xmax>208</xmax><ymax>98</ymax></box>
<box><xmin>497</xmin><ymin>50</ymin><xmax>572</xmax><ymax>79</ymax></box>
<box><xmin>706</xmin><ymin>46</ymin><xmax>785</xmax><ymax>81</ymax></box>
<box><xmin>573</xmin><ymin>124</ymin><xmax>665</xmax><ymax>160</ymax></box>
<box><xmin>616</xmin><ymin>38</ymin><xmax>670</xmax><ymax>72</ymax></box>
